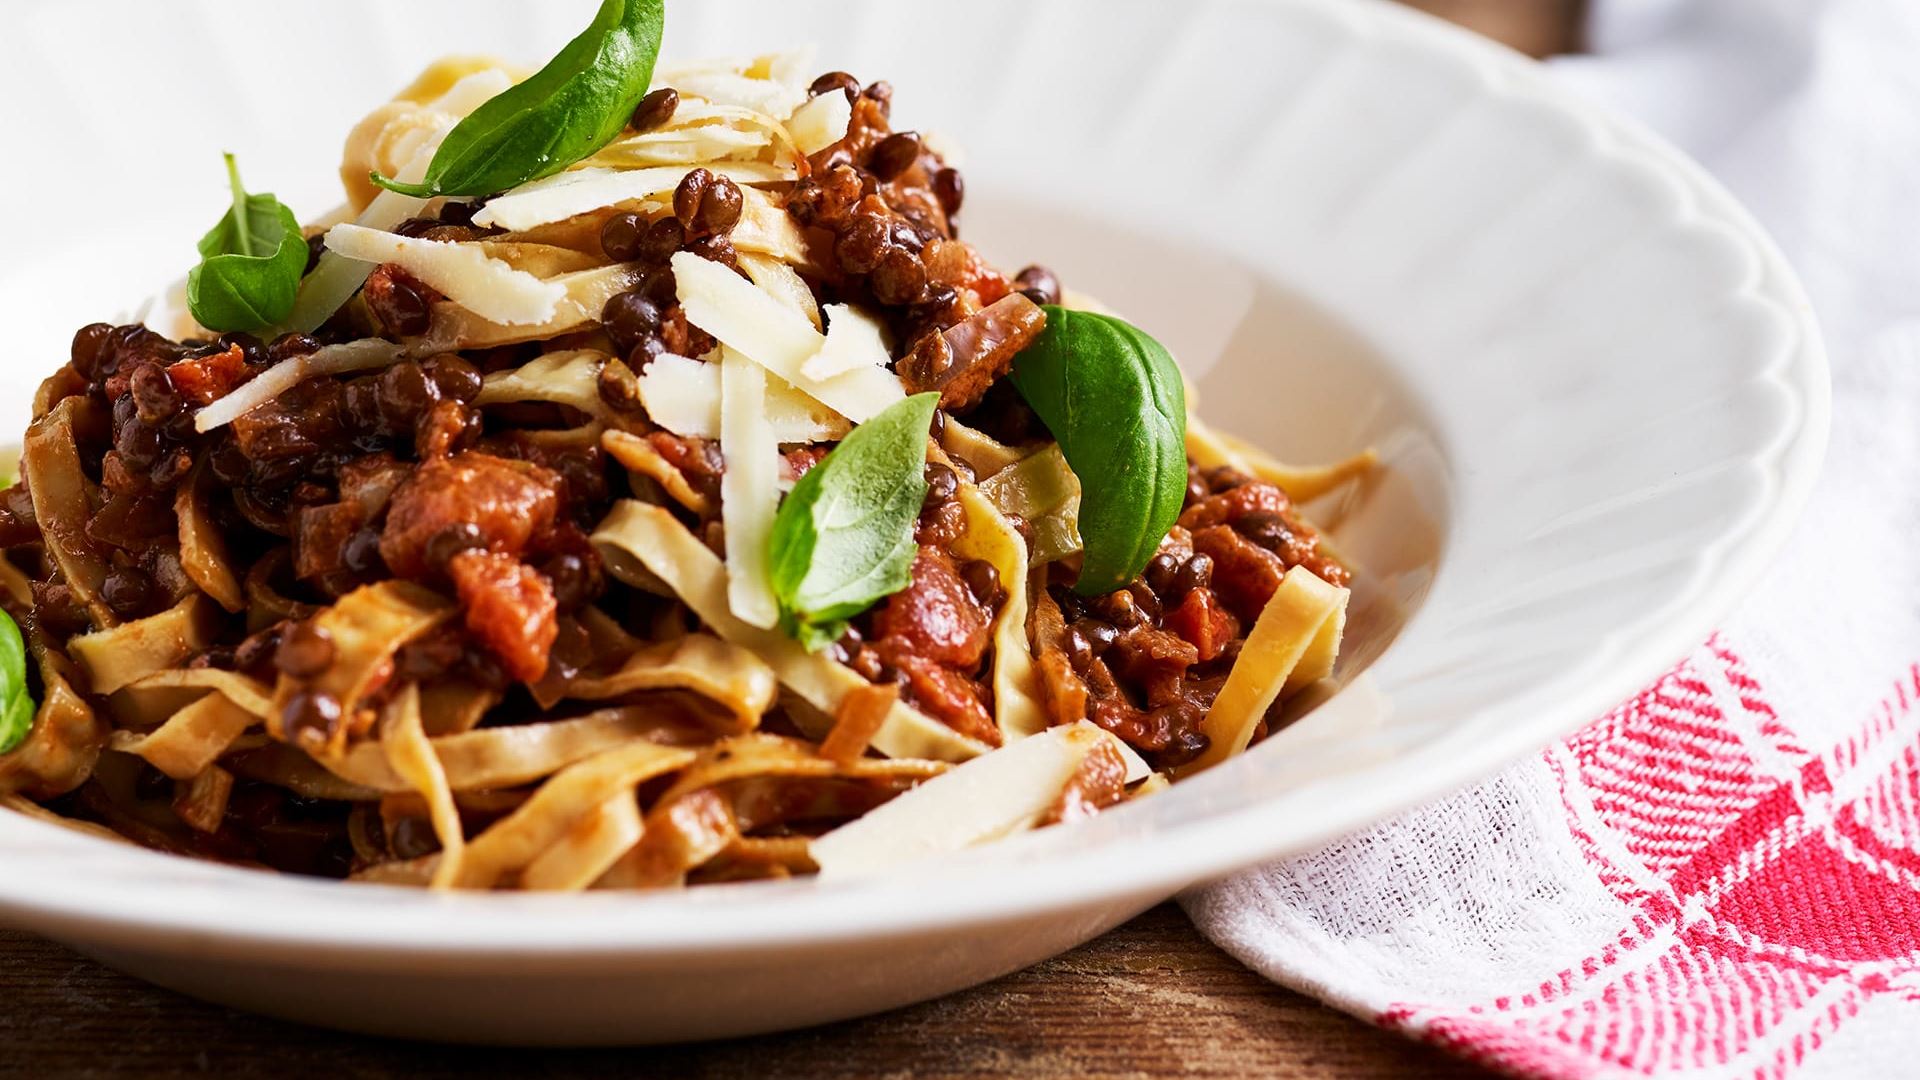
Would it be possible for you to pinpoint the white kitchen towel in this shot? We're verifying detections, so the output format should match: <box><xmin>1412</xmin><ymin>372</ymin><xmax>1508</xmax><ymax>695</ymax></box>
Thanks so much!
<box><xmin>1184</xmin><ymin>2</ymin><xmax>1920</xmax><ymax>1076</ymax></box>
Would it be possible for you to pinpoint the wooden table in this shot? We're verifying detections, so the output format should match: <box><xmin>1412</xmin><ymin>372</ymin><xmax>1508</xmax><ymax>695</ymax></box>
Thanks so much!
<box><xmin>0</xmin><ymin>4</ymin><xmax>1578</xmax><ymax>1077</ymax></box>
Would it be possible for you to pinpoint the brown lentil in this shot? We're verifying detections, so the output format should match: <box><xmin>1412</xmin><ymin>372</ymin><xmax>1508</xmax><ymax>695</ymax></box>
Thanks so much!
<box><xmin>868</xmin><ymin>131</ymin><xmax>922</xmax><ymax>181</ymax></box>
<box><xmin>274</xmin><ymin>621</ymin><xmax>336</xmax><ymax>679</ymax></box>
<box><xmin>629</xmin><ymin>86</ymin><xmax>679</xmax><ymax>132</ymax></box>
<box><xmin>809</xmin><ymin>71</ymin><xmax>862</xmax><ymax>102</ymax></box>
<box><xmin>600</xmin><ymin>211</ymin><xmax>647</xmax><ymax>263</ymax></box>
<box><xmin>932</xmin><ymin>168</ymin><xmax>965</xmax><ymax>217</ymax></box>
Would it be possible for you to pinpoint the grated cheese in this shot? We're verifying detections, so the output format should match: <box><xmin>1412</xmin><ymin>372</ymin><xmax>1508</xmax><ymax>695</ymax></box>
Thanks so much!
<box><xmin>671</xmin><ymin>252</ymin><xmax>905</xmax><ymax>422</ymax></box>
<box><xmin>719</xmin><ymin>349</ymin><xmax>781</xmax><ymax>630</ymax></box>
<box><xmin>323</xmin><ymin>224</ymin><xmax>566</xmax><ymax>326</ymax></box>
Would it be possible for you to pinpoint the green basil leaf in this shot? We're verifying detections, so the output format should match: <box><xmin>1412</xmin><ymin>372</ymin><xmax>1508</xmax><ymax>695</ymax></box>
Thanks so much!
<box><xmin>768</xmin><ymin>392</ymin><xmax>941</xmax><ymax>651</ymax></box>
<box><xmin>187</xmin><ymin>154</ymin><xmax>308</xmax><ymax>333</ymax></box>
<box><xmin>372</xmin><ymin>0</ymin><xmax>665</xmax><ymax>198</ymax></box>
<box><xmin>0</xmin><ymin>608</ymin><xmax>34</xmax><ymax>756</ymax></box>
<box><xmin>1009</xmin><ymin>307</ymin><xmax>1188</xmax><ymax>595</ymax></box>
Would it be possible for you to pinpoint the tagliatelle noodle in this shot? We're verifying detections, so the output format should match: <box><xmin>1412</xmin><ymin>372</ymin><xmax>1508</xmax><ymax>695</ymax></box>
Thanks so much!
<box><xmin>108</xmin><ymin>693</ymin><xmax>256</xmax><ymax>780</ymax></box>
<box><xmin>591</xmin><ymin>501</ymin><xmax>993</xmax><ymax>762</ymax></box>
<box><xmin>68</xmin><ymin>596</ymin><xmax>216</xmax><ymax>696</ymax></box>
<box><xmin>451</xmin><ymin>740</ymin><xmax>698</xmax><ymax>889</ymax></box>
<box><xmin>1179</xmin><ymin>566</ymin><xmax>1349</xmax><ymax>774</ymax></box>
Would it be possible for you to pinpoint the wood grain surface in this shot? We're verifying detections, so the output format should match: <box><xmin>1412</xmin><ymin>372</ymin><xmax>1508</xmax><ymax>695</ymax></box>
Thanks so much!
<box><xmin>0</xmin><ymin>906</ymin><xmax>1485</xmax><ymax>1080</ymax></box>
<box><xmin>0</xmin><ymin>3</ymin><xmax>1578</xmax><ymax>1077</ymax></box>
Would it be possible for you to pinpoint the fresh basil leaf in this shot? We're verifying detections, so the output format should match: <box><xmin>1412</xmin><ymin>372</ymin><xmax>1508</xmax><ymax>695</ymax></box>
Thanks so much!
<box><xmin>1010</xmin><ymin>307</ymin><xmax>1188</xmax><ymax>595</ymax></box>
<box><xmin>373</xmin><ymin>0</ymin><xmax>665</xmax><ymax>198</ymax></box>
<box><xmin>187</xmin><ymin>154</ymin><xmax>309</xmax><ymax>333</ymax></box>
<box><xmin>0</xmin><ymin>608</ymin><xmax>33</xmax><ymax>755</ymax></box>
<box><xmin>768</xmin><ymin>393</ymin><xmax>941</xmax><ymax>651</ymax></box>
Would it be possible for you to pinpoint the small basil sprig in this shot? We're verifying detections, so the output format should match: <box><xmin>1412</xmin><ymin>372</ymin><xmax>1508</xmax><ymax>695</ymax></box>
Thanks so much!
<box><xmin>187</xmin><ymin>154</ymin><xmax>309</xmax><ymax>333</ymax></box>
<box><xmin>1010</xmin><ymin>307</ymin><xmax>1188</xmax><ymax>595</ymax></box>
<box><xmin>768</xmin><ymin>393</ymin><xmax>940</xmax><ymax>651</ymax></box>
<box><xmin>372</xmin><ymin>0</ymin><xmax>666</xmax><ymax>198</ymax></box>
<box><xmin>0</xmin><ymin>609</ymin><xmax>34</xmax><ymax>755</ymax></box>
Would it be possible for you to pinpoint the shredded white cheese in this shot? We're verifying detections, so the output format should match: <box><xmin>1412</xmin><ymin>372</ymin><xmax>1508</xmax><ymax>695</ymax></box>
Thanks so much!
<box><xmin>471</xmin><ymin>163</ymin><xmax>792</xmax><ymax>232</ymax></box>
<box><xmin>801</xmin><ymin>304</ymin><xmax>893</xmax><ymax>381</ymax></box>
<box><xmin>787</xmin><ymin>91</ymin><xmax>852</xmax><ymax>156</ymax></box>
<box><xmin>194</xmin><ymin>340</ymin><xmax>406</xmax><ymax>433</ymax></box>
<box><xmin>719</xmin><ymin>349</ymin><xmax>781</xmax><ymax>630</ymax></box>
<box><xmin>636</xmin><ymin>353</ymin><xmax>847</xmax><ymax>443</ymax></box>
<box><xmin>671</xmin><ymin>253</ymin><xmax>905</xmax><ymax>422</ymax></box>
<box><xmin>323</xmin><ymin>224</ymin><xmax>566</xmax><ymax>326</ymax></box>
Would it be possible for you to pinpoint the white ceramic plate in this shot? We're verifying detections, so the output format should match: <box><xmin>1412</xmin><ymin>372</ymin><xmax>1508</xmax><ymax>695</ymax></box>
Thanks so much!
<box><xmin>0</xmin><ymin>0</ymin><xmax>1826</xmax><ymax>1044</ymax></box>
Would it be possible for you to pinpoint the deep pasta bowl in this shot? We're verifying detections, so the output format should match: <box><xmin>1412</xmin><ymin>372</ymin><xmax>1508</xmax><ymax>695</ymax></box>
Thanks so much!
<box><xmin>0</xmin><ymin>0</ymin><xmax>1825</xmax><ymax>1043</ymax></box>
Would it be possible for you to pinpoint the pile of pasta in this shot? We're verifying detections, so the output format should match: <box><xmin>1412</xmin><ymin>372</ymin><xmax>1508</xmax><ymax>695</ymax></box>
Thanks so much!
<box><xmin>0</xmin><ymin>52</ymin><xmax>1363</xmax><ymax>890</ymax></box>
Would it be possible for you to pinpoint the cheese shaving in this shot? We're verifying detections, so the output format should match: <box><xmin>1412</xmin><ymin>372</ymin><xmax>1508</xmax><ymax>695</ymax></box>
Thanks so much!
<box><xmin>324</xmin><ymin>224</ymin><xmax>566</xmax><ymax>325</ymax></box>
<box><xmin>787</xmin><ymin>91</ymin><xmax>853</xmax><ymax>156</ymax></box>
<box><xmin>672</xmin><ymin>252</ymin><xmax>905</xmax><ymax>422</ymax></box>
<box><xmin>719</xmin><ymin>349</ymin><xmax>781</xmax><ymax>630</ymax></box>
<box><xmin>195</xmin><ymin>340</ymin><xmax>406</xmax><ymax>433</ymax></box>
<box><xmin>738</xmin><ymin>252</ymin><xmax>821</xmax><ymax>330</ymax></box>
<box><xmin>801</xmin><ymin>304</ymin><xmax>893</xmax><ymax>381</ymax></box>
<box><xmin>472</xmin><ymin>163</ymin><xmax>792</xmax><ymax>232</ymax></box>
<box><xmin>671</xmin><ymin>71</ymin><xmax>808</xmax><ymax>119</ymax></box>
<box><xmin>636</xmin><ymin>353</ymin><xmax>848</xmax><ymax>443</ymax></box>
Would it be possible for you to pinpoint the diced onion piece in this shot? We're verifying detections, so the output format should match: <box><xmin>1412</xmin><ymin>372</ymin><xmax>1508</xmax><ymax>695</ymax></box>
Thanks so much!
<box><xmin>475</xmin><ymin>349</ymin><xmax>608</xmax><ymax>417</ymax></box>
<box><xmin>672</xmin><ymin>252</ymin><xmax>905</xmax><ymax>422</ymax></box>
<box><xmin>810</xmin><ymin>721</ymin><xmax>1122</xmax><ymax>877</ymax></box>
<box><xmin>636</xmin><ymin>353</ymin><xmax>848</xmax><ymax>443</ymax></box>
<box><xmin>981</xmin><ymin>444</ymin><xmax>1079</xmax><ymax>521</ymax></box>
<box><xmin>323</xmin><ymin>224</ymin><xmax>565</xmax><ymax>326</ymax></box>
<box><xmin>940</xmin><ymin>416</ymin><xmax>1027</xmax><ymax>478</ymax></box>
<box><xmin>472</xmin><ymin>163</ymin><xmax>790</xmax><ymax>232</ymax></box>
<box><xmin>590</xmin><ymin>501</ymin><xmax>990</xmax><ymax>763</ymax></box>
<box><xmin>801</xmin><ymin>304</ymin><xmax>893</xmax><ymax>381</ymax></box>
<box><xmin>1178</xmin><ymin>567</ymin><xmax>1348</xmax><ymax>775</ymax></box>
<box><xmin>719</xmin><ymin>349</ymin><xmax>781</xmax><ymax>630</ymax></box>
<box><xmin>195</xmin><ymin>340</ymin><xmax>405</xmax><ymax>433</ymax></box>
<box><xmin>787</xmin><ymin>91</ymin><xmax>852</xmax><ymax>156</ymax></box>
